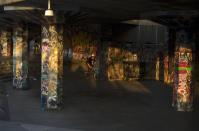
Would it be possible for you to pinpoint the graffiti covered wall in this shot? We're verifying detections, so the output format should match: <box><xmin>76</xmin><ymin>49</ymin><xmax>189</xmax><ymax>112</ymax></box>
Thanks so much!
<box><xmin>66</xmin><ymin>24</ymin><xmax>168</xmax><ymax>81</ymax></box>
<box><xmin>41</xmin><ymin>24</ymin><xmax>63</xmax><ymax>110</ymax></box>
<box><xmin>66</xmin><ymin>25</ymin><xmax>100</xmax><ymax>76</ymax></box>
<box><xmin>107</xmin><ymin>43</ymin><xmax>139</xmax><ymax>81</ymax></box>
<box><xmin>13</xmin><ymin>27</ymin><xmax>28</xmax><ymax>89</ymax></box>
<box><xmin>72</xmin><ymin>31</ymin><xmax>98</xmax><ymax>62</ymax></box>
<box><xmin>123</xmin><ymin>50</ymin><xmax>139</xmax><ymax>80</ymax></box>
<box><xmin>107</xmin><ymin>47</ymin><xmax>124</xmax><ymax>80</ymax></box>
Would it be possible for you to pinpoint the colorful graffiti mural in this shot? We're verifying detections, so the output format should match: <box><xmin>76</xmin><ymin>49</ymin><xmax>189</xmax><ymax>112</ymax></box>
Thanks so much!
<box><xmin>72</xmin><ymin>45</ymin><xmax>97</xmax><ymax>62</ymax></box>
<box><xmin>107</xmin><ymin>47</ymin><xmax>124</xmax><ymax>80</ymax></box>
<box><xmin>71</xmin><ymin>31</ymin><xmax>98</xmax><ymax>62</ymax></box>
<box><xmin>41</xmin><ymin>24</ymin><xmax>63</xmax><ymax>110</ymax></box>
<box><xmin>69</xmin><ymin>30</ymin><xmax>99</xmax><ymax>79</ymax></box>
<box><xmin>123</xmin><ymin>52</ymin><xmax>139</xmax><ymax>80</ymax></box>
<box><xmin>107</xmin><ymin>46</ymin><xmax>139</xmax><ymax>81</ymax></box>
<box><xmin>13</xmin><ymin>27</ymin><xmax>28</xmax><ymax>89</ymax></box>
<box><xmin>173</xmin><ymin>30</ymin><xmax>193</xmax><ymax>111</ymax></box>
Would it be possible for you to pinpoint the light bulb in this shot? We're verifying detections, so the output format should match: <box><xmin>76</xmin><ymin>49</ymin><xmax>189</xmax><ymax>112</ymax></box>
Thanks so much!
<box><xmin>45</xmin><ymin>9</ymin><xmax>54</xmax><ymax>17</ymax></box>
<box><xmin>44</xmin><ymin>0</ymin><xmax>54</xmax><ymax>17</ymax></box>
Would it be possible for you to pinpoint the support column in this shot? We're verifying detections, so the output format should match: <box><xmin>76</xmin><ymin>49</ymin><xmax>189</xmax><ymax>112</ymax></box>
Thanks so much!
<box><xmin>41</xmin><ymin>24</ymin><xmax>63</xmax><ymax>110</ymax></box>
<box><xmin>195</xmin><ymin>27</ymin><xmax>199</xmax><ymax>105</ymax></box>
<box><xmin>155</xmin><ymin>52</ymin><xmax>164</xmax><ymax>81</ymax></box>
<box><xmin>159</xmin><ymin>53</ymin><xmax>164</xmax><ymax>81</ymax></box>
<box><xmin>173</xmin><ymin>29</ymin><xmax>194</xmax><ymax>111</ymax></box>
<box><xmin>155</xmin><ymin>57</ymin><xmax>160</xmax><ymax>81</ymax></box>
<box><xmin>0</xmin><ymin>30</ymin><xmax>11</xmax><ymax>57</ymax></box>
<box><xmin>97</xmin><ymin>40</ymin><xmax>108</xmax><ymax>80</ymax></box>
<box><xmin>164</xmin><ymin>55</ymin><xmax>169</xmax><ymax>83</ymax></box>
<box><xmin>13</xmin><ymin>26</ymin><xmax>28</xmax><ymax>89</ymax></box>
<box><xmin>168</xmin><ymin>28</ymin><xmax>176</xmax><ymax>84</ymax></box>
<box><xmin>163</xmin><ymin>28</ymin><xmax>170</xmax><ymax>83</ymax></box>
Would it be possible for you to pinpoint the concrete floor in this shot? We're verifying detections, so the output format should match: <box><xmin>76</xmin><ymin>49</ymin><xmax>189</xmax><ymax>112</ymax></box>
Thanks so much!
<box><xmin>3</xmin><ymin>64</ymin><xmax>199</xmax><ymax>131</ymax></box>
<box><xmin>0</xmin><ymin>120</ymin><xmax>82</xmax><ymax>131</ymax></box>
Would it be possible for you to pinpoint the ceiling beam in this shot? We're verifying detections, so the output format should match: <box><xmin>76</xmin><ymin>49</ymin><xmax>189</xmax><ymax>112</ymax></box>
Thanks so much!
<box><xmin>0</xmin><ymin>0</ymin><xmax>24</xmax><ymax>5</ymax></box>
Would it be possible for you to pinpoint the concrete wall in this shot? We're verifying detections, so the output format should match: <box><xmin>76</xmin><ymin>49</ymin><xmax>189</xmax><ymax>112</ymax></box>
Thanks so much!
<box><xmin>112</xmin><ymin>24</ymin><xmax>167</xmax><ymax>45</ymax></box>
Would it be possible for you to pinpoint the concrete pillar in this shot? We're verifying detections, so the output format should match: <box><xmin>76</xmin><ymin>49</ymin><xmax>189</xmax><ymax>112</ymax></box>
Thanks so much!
<box><xmin>173</xmin><ymin>29</ymin><xmax>194</xmax><ymax>111</ymax></box>
<box><xmin>41</xmin><ymin>24</ymin><xmax>63</xmax><ymax>110</ymax></box>
<box><xmin>155</xmin><ymin>53</ymin><xmax>164</xmax><ymax>81</ymax></box>
<box><xmin>13</xmin><ymin>26</ymin><xmax>28</xmax><ymax>89</ymax></box>
<box><xmin>97</xmin><ymin>40</ymin><xmax>108</xmax><ymax>80</ymax></box>
<box><xmin>0</xmin><ymin>30</ymin><xmax>11</xmax><ymax>57</ymax></box>
<box><xmin>159</xmin><ymin>53</ymin><xmax>164</xmax><ymax>81</ymax></box>
<box><xmin>194</xmin><ymin>27</ymin><xmax>199</xmax><ymax>104</ymax></box>
<box><xmin>163</xmin><ymin>29</ymin><xmax>170</xmax><ymax>84</ymax></box>
<box><xmin>168</xmin><ymin>29</ymin><xmax>176</xmax><ymax>84</ymax></box>
<box><xmin>155</xmin><ymin>57</ymin><xmax>160</xmax><ymax>81</ymax></box>
<box><xmin>164</xmin><ymin>55</ymin><xmax>169</xmax><ymax>83</ymax></box>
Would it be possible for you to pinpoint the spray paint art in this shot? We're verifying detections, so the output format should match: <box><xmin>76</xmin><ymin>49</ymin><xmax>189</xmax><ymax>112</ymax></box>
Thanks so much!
<box><xmin>41</xmin><ymin>25</ymin><xmax>63</xmax><ymax>110</ymax></box>
<box><xmin>173</xmin><ymin>29</ymin><xmax>193</xmax><ymax>111</ymax></box>
<box><xmin>0</xmin><ymin>31</ymin><xmax>11</xmax><ymax>56</ymax></box>
<box><xmin>13</xmin><ymin>27</ymin><xmax>28</xmax><ymax>89</ymax></box>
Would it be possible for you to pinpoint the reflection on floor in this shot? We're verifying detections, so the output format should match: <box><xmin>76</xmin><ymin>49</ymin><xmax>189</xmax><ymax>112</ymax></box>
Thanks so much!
<box><xmin>5</xmin><ymin>65</ymin><xmax>199</xmax><ymax>131</ymax></box>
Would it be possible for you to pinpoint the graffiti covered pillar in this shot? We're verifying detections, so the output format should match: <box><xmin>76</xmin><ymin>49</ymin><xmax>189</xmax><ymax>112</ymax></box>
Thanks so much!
<box><xmin>164</xmin><ymin>55</ymin><xmax>169</xmax><ymax>83</ymax></box>
<box><xmin>155</xmin><ymin>57</ymin><xmax>160</xmax><ymax>81</ymax></box>
<box><xmin>41</xmin><ymin>24</ymin><xmax>63</xmax><ymax>110</ymax></box>
<box><xmin>13</xmin><ymin>26</ymin><xmax>29</xmax><ymax>89</ymax></box>
<box><xmin>0</xmin><ymin>30</ymin><xmax>12</xmax><ymax>57</ymax></box>
<box><xmin>173</xmin><ymin>29</ymin><xmax>194</xmax><ymax>111</ymax></box>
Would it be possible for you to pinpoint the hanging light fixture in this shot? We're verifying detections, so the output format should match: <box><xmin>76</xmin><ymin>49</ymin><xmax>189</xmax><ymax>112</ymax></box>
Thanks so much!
<box><xmin>45</xmin><ymin>0</ymin><xmax>54</xmax><ymax>16</ymax></box>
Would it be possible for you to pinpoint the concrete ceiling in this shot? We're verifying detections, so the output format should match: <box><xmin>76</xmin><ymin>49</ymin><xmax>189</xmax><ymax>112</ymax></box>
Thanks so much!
<box><xmin>0</xmin><ymin>0</ymin><xmax>198</xmax><ymax>26</ymax></box>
